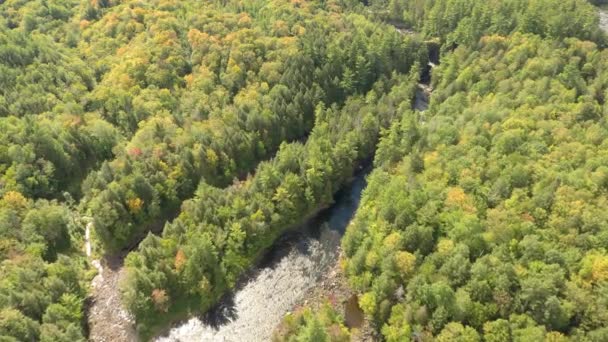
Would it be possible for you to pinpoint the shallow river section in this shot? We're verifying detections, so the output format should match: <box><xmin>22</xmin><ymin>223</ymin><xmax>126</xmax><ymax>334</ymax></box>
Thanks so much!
<box><xmin>155</xmin><ymin>172</ymin><xmax>368</xmax><ymax>342</ymax></box>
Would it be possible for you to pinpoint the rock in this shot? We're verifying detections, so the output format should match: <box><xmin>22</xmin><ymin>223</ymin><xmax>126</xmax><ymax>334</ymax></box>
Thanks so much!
<box><xmin>394</xmin><ymin>285</ymin><xmax>405</xmax><ymax>300</ymax></box>
<box><xmin>600</xmin><ymin>9</ymin><xmax>608</xmax><ymax>33</ymax></box>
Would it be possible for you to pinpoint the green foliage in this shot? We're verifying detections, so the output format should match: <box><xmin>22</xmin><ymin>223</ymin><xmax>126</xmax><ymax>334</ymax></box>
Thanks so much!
<box><xmin>121</xmin><ymin>68</ymin><xmax>421</xmax><ymax>334</ymax></box>
<box><xmin>0</xmin><ymin>0</ymin><xmax>424</xmax><ymax>339</ymax></box>
<box><xmin>369</xmin><ymin>0</ymin><xmax>604</xmax><ymax>48</ymax></box>
<box><xmin>80</xmin><ymin>0</ymin><xmax>426</xmax><ymax>251</ymax></box>
<box><xmin>0</xmin><ymin>308</ymin><xmax>40</xmax><ymax>342</ymax></box>
<box><xmin>3</xmin><ymin>0</ymin><xmax>608</xmax><ymax>340</ymax></box>
<box><xmin>0</xmin><ymin>7</ymin><xmax>109</xmax><ymax>218</ymax></box>
<box><xmin>343</xmin><ymin>32</ymin><xmax>608</xmax><ymax>340</ymax></box>
<box><xmin>0</xmin><ymin>192</ymin><xmax>87</xmax><ymax>341</ymax></box>
<box><xmin>0</xmin><ymin>26</ymin><xmax>93</xmax><ymax>117</ymax></box>
<box><xmin>273</xmin><ymin>302</ymin><xmax>350</xmax><ymax>342</ymax></box>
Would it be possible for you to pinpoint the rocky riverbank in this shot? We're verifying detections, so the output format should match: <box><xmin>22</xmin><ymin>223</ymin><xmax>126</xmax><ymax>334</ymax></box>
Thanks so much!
<box><xmin>154</xmin><ymin>171</ymin><xmax>368</xmax><ymax>341</ymax></box>
<box><xmin>273</xmin><ymin>249</ymin><xmax>378</xmax><ymax>342</ymax></box>
<box><xmin>87</xmin><ymin>254</ymin><xmax>138</xmax><ymax>342</ymax></box>
<box><xmin>601</xmin><ymin>8</ymin><xmax>608</xmax><ymax>33</ymax></box>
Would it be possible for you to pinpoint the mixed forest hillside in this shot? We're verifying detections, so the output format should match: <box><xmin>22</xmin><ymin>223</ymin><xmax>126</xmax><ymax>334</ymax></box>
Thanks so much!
<box><xmin>278</xmin><ymin>1</ymin><xmax>608</xmax><ymax>342</ymax></box>
<box><xmin>342</xmin><ymin>33</ymin><xmax>608</xmax><ymax>341</ymax></box>
<box><xmin>0</xmin><ymin>0</ymin><xmax>607</xmax><ymax>341</ymax></box>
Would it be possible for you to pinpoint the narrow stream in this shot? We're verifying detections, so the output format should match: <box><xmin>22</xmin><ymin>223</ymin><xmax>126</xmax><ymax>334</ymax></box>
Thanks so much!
<box><xmin>414</xmin><ymin>83</ymin><xmax>431</xmax><ymax>112</ymax></box>
<box><xmin>156</xmin><ymin>172</ymin><xmax>369</xmax><ymax>342</ymax></box>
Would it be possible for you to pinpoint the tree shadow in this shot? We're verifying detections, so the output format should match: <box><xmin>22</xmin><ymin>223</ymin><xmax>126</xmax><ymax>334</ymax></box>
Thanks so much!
<box><xmin>200</xmin><ymin>292</ymin><xmax>237</xmax><ymax>329</ymax></box>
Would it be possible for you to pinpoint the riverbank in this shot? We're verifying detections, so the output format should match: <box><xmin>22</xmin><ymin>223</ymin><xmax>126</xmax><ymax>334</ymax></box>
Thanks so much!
<box><xmin>269</xmin><ymin>32</ymin><xmax>435</xmax><ymax>341</ymax></box>
<box><xmin>84</xmin><ymin>222</ymin><xmax>138</xmax><ymax>342</ymax></box>
<box><xmin>143</xmin><ymin>203</ymin><xmax>333</xmax><ymax>341</ymax></box>
<box><xmin>153</xmin><ymin>170</ymin><xmax>369</xmax><ymax>341</ymax></box>
<box><xmin>273</xmin><ymin>249</ymin><xmax>378</xmax><ymax>342</ymax></box>
<box><xmin>87</xmin><ymin>255</ymin><xmax>138</xmax><ymax>342</ymax></box>
<box><xmin>600</xmin><ymin>7</ymin><xmax>608</xmax><ymax>33</ymax></box>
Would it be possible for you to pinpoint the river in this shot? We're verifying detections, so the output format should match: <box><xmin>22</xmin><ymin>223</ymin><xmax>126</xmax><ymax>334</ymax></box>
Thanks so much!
<box><xmin>155</xmin><ymin>170</ymin><xmax>369</xmax><ymax>342</ymax></box>
<box><xmin>154</xmin><ymin>63</ymin><xmax>433</xmax><ymax>342</ymax></box>
<box><xmin>87</xmin><ymin>7</ymin><xmax>608</xmax><ymax>339</ymax></box>
<box><xmin>152</xmin><ymin>48</ymin><xmax>434</xmax><ymax>342</ymax></box>
<box><xmin>153</xmin><ymin>8</ymin><xmax>602</xmax><ymax>340</ymax></box>
<box><xmin>85</xmin><ymin>25</ymin><xmax>432</xmax><ymax>340</ymax></box>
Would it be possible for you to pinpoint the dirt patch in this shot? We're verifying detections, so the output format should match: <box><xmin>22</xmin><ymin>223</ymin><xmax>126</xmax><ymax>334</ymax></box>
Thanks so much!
<box><xmin>87</xmin><ymin>255</ymin><xmax>138</xmax><ymax>342</ymax></box>
<box><xmin>344</xmin><ymin>294</ymin><xmax>364</xmax><ymax>329</ymax></box>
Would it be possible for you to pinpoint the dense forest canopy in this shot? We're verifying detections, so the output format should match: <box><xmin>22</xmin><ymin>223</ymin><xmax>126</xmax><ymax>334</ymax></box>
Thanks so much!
<box><xmin>0</xmin><ymin>0</ymin><xmax>424</xmax><ymax>340</ymax></box>
<box><xmin>343</xmin><ymin>33</ymin><xmax>608</xmax><ymax>341</ymax></box>
<box><xmin>121</xmin><ymin>67</ymin><xmax>423</xmax><ymax>336</ymax></box>
<box><xmin>369</xmin><ymin>0</ymin><xmax>604</xmax><ymax>47</ymax></box>
<box><xmin>279</xmin><ymin>0</ymin><xmax>608</xmax><ymax>341</ymax></box>
<box><xmin>81</xmin><ymin>0</ymin><xmax>424</xmax><ymax>252</ymax></box>
<box><xmin>1</xmin><ymin>0</ymin><xmax>608</xmax><ymax>341</ymax></box>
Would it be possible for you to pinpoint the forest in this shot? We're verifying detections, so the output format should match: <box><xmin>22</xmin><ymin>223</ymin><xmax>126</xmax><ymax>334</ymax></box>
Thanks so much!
<box><xmin>1</xmin><ymin>0</ymin><xmax>608</xmax><ymax>341</ymax></box>
<box><xmin>341</xmin><ymin>34</ymin><xmax>608</xmax><ymax>341</ymax></box>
